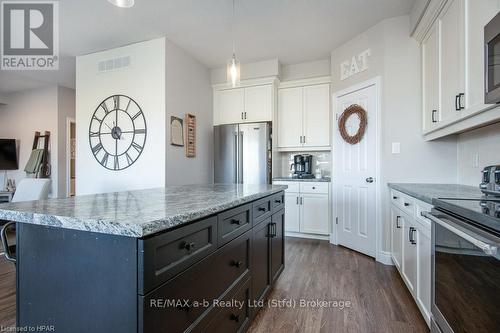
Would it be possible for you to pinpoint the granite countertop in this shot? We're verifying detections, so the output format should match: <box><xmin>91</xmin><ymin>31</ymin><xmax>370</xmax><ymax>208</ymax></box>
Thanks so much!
<box><xmin>388</xmin><ymin>183</ymin><xmax>483</xmax><ymax>204</ymax></box>
<box><xmin>273</xmin><ymin>177</ymin><xmax>331</xmax><ymax>183</ymax></box>
<box><xmin>0</xmin><ymin>184</ymin><xmax>287</xmax><ymax>238</ymax></box>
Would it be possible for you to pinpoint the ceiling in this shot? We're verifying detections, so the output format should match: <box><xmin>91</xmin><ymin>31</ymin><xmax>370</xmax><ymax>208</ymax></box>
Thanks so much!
<box><xmin>0</xmin><ymin>0</ymin><xmax>415</xmax><ymax>93</ymax></box>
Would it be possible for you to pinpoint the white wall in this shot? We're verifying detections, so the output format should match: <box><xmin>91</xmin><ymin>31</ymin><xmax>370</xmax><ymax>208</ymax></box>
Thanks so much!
<box><xmin>76</xmin><ymin>38</ymin><xmax>166</xmax><ymax>195</ymax></box>
<box><xmin>57</xmin><ymin>86</ymin><xmax>76</xmax><ymax>197</ymax></box>
<box><xmin>0</xmin><ymin>86</ymin><xmax>60</xmax><ymax>197</ymax></box>
<box><xmin>331</xmin><ymin>16</ymin><xmax>458</xmax><ymax>253</ymax></box>
<box><xmin>165</xmin><ymin>39</ymin><xmax>213</xmax><ymax>185</ymax></box>
<box><xmin>457</xmin><ymin>122</ymin><xmax>500</xmax><ymax>186</ymax></box>
<box><xmin>210</xmin><ymin>58</ymin><xmax>280</xmax><ymax>84</ymax></box>
<box><xmin>280</xmin><ymin>59</ymin><xmax>331</xmax><ymax>81</ymax></box>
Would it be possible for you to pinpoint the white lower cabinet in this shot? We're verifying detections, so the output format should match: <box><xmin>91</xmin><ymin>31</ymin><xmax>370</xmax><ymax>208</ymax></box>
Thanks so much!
<box><xmin>390</xmin><ymin>189</ymin><xmax>431</xmax><ymax>327</ymax></box>
<box><xmin>402</xmin><ymin>214</ymin><xmax>417</xmax><ymax>295</ymax></box>
<box><xmin>273</xmin><ymin>181</ymin><xmax>330</xmax><ymax>237</ymax></box>
<box><xmin>390</xmin><ymin>207</ymin><xmax>403</xmax><ymax>271</ymax></box>
<box><xmin>284</xmin><ymin>192</ymin><xmax>300</xmax><ymax>232</ymax></box>
<box><xmin>300</xmin><ymin>194</ymin><xmax>329</xmax><ymax>234</ymax></box>
<box><xmin>416</xmin><ymin>219</ymin><xmax>432</xmax><ymax>325</ymax></box>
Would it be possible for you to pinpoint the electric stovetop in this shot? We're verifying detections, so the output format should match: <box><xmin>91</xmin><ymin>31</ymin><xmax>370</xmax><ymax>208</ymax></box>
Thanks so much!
<box><xmin>433</xmin><ymin>196</ymin><xmax>500</xmax><ymax>235</ymax></box>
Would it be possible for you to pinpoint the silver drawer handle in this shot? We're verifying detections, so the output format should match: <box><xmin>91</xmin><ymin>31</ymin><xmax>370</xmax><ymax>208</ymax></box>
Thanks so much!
<box><xmin>422</xmin><ymin>212</ymin><xmax>499</xmax><ymax>257</ymax></box>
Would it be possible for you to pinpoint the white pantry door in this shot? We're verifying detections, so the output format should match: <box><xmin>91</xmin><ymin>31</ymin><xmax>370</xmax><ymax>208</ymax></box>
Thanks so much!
<box><xmin>334</xmin><ymin>82</ymin><xmax>377</xmax><ymax>257</ymax></box>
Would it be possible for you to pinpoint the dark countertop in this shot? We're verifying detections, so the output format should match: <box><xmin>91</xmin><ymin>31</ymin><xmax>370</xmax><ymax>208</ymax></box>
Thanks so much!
<box><xmin>388</xmin><ymin>183</ymin><xmax>483</xmax><ymax>205</ymax></box>
<box><xmin>273</xmin><ymin>177</ymin><xmax>331</xmax><ymax>183</ymax></box>
<box><xmin>0</xmin><ymin>184</ymin><xmax>287</xmax><ymax>237</ymax></box>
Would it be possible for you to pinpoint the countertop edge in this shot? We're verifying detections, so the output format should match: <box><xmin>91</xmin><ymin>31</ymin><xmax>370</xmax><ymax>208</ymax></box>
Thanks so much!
<box><xmin>0</xmin><ymin>187</ymin><xmax>287</xmax><ymax>238</ymax></box>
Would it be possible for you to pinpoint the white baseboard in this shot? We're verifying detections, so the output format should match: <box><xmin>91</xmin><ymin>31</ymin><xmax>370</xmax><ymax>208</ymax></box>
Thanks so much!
<box><xmin>285</xmin><ymin>231</ymin><xmax>330</xmax><ymax>241</ymax></box>
<box><xmin>376</xmin><ymin>250</ymin><xmax>393</xmax><ymax>266</ymax></box>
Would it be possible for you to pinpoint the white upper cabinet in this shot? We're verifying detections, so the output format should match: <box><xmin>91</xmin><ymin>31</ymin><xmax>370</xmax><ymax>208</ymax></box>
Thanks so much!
<box><xmin>213</xmin><ymin>80</ymin><xmax>275</xmax><ymax>125</ymax></box>
<box><xmin>277</xmin><ymin>78</ymin><xmax>331</xmax><ymax>150</ymax></box>
<box><xmin>439</xmin><ymin>0</ymin><xmax>465</xmax><ymax>122</ymax></box>
<box><xmin>242</xmin><ymin>85</ymin><xmax>273</xmax><ymax>122</ymax></box>
<box><xmin>417</xmin><ymin>0</ymin><xmax>500</xmax><ymax>139</ymax></box>
<box><xmin>422</xmin><ymin>23</ymin><xmax>440</xmax><ymax>131</ymax></box>
<box><xmin>278</xmin><ymin>87</ymin><xmax>303</xmax><ymax>148</ymax></box>
<box><xmin>466</xmin><ymin>0</ymin><xmax>500</xmax><ymax>110</ymax></box>
<box><xmin>303</xmin><ymin>84</ymin><xmax>330</xmax><ymax>147</ymax></box>
<box><xmin>215</xmin><ymin>88</ymin><xmax>244</xmax><ymax>125</ymax></box>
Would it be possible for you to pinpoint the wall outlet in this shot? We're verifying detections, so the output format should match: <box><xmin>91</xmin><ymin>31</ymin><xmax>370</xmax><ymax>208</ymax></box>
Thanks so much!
<box><xmin>392</xmin><ymin>142</ymin><xmax>401</xmax><ymax>154</ymax></box>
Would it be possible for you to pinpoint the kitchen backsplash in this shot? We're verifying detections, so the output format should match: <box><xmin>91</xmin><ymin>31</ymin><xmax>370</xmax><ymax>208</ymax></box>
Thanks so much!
<box><xmin>276</xmin><ymin>151</ymin><xmax>331</xmax><ymax>178</ymax></box>
<box><xmin>458</xmin><ymin>121</ymin><xmax>500</xmax><ymax>186</ymax></box>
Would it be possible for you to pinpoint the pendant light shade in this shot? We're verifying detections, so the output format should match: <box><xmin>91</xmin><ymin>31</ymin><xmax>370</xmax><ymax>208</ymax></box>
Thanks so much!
<box><xmin>227</xmin><ymin>54</ymin><xmax>240</xmax><ymax>87</ymax></box>
<box><xmin>227</xmin><ymin>0</ymin><xmax>240</xmax><ymax>87</ymax></box>
<box><xmin>108</xmin><ymin>0</ymin><xmax>135</xmax><ymax>8</ymax></box>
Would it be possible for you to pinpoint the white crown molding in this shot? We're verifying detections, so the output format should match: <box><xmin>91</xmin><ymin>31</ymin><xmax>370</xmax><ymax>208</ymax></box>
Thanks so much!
<box><xmin>411</xmin><ymin>0</ymin><xmax>448</xmax><ymax>43</ymax></box>
<box><xmin>212</xmin><ymin>76</ymin><xmax>279</xmax><ymax>91</ymax></box>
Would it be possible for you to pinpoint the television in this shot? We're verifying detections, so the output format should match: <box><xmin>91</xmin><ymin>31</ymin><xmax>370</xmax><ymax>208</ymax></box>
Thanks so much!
<box><xmin>0</xmin><ymin>139</ymin><xmax>18</xmax><ymax>170</ymax></box>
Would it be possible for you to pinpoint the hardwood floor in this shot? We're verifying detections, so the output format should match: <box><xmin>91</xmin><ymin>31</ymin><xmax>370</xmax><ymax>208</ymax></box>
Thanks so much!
<box><xmin>0</xmin><ymin>237</ymin><xmax>428</xmax><ymax>333</ymax></box>
<box><xmin>248</xmin><ymin>237</ymin><xmax>429</xmax><ymax>333</ymax></box>
<box><xmin>0</xmin><ymin>256</ymin><xmax>15</xmax><ymax>328</ymax></box>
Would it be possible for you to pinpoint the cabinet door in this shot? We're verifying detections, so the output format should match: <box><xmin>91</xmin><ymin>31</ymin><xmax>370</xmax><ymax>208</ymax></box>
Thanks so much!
<box><xmin>284</xmin><ymin>192</ymin><xmax>300</xmax><ymax>232</ymax></box>
<box><xmin>300</xmin><ymin>194</ymin><xmax>329</xmax><ymax>235</ymax></box>
<box><xmin>252</xmin><ymin>219</ymin><xmax>271</xmax><ymax>303</ymax></box>
<box><xmin>278</xmin><ymin>87</ymin><xmax>303</xmax><ymax>148</ymax></box>
<box><xmin>270</xmin><ymin>210</ymin><xmax>285</xmax><ymax>283</ymax></box>
<box><xmin>217</xmin><ymin>88</ymin><xmax>244</xmax><ymax>125</ymax></box>
<box><xmin>465</xmin><ymin>0</ymin><xmax>500</xmax><ymax>109</ymax></box>
<box><xmin>303</xmin><ymin>84</ymin><xmax>330</xmax><ymax>147</ymax></box>
<box><xmin>439</xmin><ymin>0</ymin><xmax>465</xmax><ymax>122</ymax></box>
<box><xmin>422</xmin><ymin>23</ymin><xmax>440</xmax><ymax>131</ymax></box>
<box><xmin>244</xmin><ymin>85</ymin><xmax>272</xmax><ymax>122</ymax></box>
<box><xmin>402</xmin><ymin>215</ymin><xmax>417</xmax><ymax>295</ymax></box>
<box><xmin>390</xmin><ymin>207</ymin><xmax>403</xmax><ymax>271</ymax></box>
<box><xmin>416</xmin><ymin>223</ymin><xmax>432</xmax><ymax>325</ymax></box>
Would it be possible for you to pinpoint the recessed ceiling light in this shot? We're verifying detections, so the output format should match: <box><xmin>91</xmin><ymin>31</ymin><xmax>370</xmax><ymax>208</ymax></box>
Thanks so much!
<box><xmin>107</xmin><ymin>0</ymin><xmax>134</xmax><ymax>8</ymax></box>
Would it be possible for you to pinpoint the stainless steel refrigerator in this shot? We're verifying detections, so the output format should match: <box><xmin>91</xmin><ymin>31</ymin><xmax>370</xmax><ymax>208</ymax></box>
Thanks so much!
<box><xmin>214</xmin><ymin>122</ymin><xmax>272</xmax><ymax>184</ymax></box>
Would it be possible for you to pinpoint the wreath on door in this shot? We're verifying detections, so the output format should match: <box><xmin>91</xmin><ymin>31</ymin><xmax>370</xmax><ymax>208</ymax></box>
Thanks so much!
<box><xmin>338</xmin><ymin>104</ymin><xmax>367</xmax><ymax>145</ymax></box>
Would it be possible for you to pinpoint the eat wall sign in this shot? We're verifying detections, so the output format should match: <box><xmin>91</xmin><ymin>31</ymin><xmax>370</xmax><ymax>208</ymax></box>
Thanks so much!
<box><xmin>340</xmin><ymin>49</ymin><xmax>371</xmax><ymax>81</ymax></box>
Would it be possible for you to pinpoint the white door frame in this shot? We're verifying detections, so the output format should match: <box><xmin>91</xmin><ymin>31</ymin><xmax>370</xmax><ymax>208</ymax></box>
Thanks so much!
<box><xmin>330</xmin><ymin>77</ymin><xmax>386</xmax><ymax>264</ymax></box>
<box><xmin>66</xmin><ymin>117</ymin><xmax>75</xmax><ymax>198</ymax></box>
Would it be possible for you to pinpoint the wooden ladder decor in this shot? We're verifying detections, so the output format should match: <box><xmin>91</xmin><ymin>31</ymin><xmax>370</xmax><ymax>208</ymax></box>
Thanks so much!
<box><xmin>185</xmin><ymin>114</ymin><xmax>196</xmax><ymax>158</ymax></box>
<box><xmin>33</xmin><ymin>131</ymin><xmax>51</xmax><ymax>178</ymax></box>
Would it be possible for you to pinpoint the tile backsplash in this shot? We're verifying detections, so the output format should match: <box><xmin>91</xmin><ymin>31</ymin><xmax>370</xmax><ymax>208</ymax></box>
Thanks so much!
<box><xmin>276</xmin><ymin>151</ymin><xmax>331</xmax><ymax>178</ymax></box>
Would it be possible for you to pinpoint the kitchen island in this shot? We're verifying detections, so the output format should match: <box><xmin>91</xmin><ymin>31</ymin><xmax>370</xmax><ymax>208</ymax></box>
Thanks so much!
<box><xmin>0</xmin><ymin>184</ymin><xmax>287</xmax><ymax>333</ymax></box>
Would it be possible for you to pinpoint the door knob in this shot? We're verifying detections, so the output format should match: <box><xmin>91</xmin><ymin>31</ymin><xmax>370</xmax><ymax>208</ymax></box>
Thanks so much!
<box><xmin>366</xmin><ymin>177</ymin><xmax>374</xmax><ymax>183</ymax></box>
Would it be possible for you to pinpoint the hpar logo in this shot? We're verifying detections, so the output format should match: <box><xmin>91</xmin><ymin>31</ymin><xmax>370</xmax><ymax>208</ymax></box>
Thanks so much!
<box><xmin>1</xmin><ymin>1</ymin><xmax>59</xmax><ymax>70</ymax></box>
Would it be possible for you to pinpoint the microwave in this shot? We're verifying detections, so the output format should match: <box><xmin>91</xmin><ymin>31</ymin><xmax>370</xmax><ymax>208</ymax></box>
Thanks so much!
<box><xmin>485</xmin><ymin>11</ymin><xmax>500</xmax><ymax>104</ymax></box>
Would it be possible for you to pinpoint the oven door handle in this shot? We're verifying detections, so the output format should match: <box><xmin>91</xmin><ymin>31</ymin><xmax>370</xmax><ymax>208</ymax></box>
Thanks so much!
<box><xmin>423</xmin><ymin>211</ymin><xmax>499</xmax><ymax>257</ymax></box>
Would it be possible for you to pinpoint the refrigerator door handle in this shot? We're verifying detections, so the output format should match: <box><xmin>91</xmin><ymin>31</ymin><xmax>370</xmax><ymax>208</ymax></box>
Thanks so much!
<box><xmin>234</xmin><ymin>132</ymin><xmax>239</xmax><ymax>183</ymax></box>
<box><xmin>238</xmin><ymin>131</ymin><xmax>244</xmax><ymax>183</ymax></box>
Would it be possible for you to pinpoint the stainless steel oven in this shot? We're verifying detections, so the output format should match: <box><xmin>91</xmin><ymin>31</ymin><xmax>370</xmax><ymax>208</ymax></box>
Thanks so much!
<box><xmin>424</xmin><ymin>210</ymin><xmax>500</xmax><ymax>333</ymax></box>
<box><xmin>485</xmin><ymin>11</ymin><xmax>500</xmax><ymax>104</ymax></box>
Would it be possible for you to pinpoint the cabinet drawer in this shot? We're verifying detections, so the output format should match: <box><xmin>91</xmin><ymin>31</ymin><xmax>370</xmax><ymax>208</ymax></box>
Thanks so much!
<box><xmin>139</xmin><ymin>230</ymin><xmax>251</xmax><ymax>333</ymax></box>
<box><xmin>271</xmin><ymin>192</ymin><xmax>285</xmax><ymax>213</ymax></box>
<box><xmin>401</xmin><ymin>194</ymin><xmax>415</xmax><ymax>216</ymax></box>
<box><xmin>138</xmin><ymin>217</ymin><xmax>217</xmax><ymax>294</ymax></box>
<box><xmin>253</xmin><ymin>195</ymin><xmax>272</xmax><ymax>223</ymax></box>
<box><xmin>217</xmin><ymin>204</ymin><xmax>252</xmax><ymax>247</ymax></box>
<box><xmin>273</xmin><ymin>181</ymin><xmax>300</xmax><ymax>193</ymax></box>
<box><xmin>202</xmin><ymin>277</ymin><xmax>251</xmax><ymax>333</ymax></box>
<box><xmin>300</xmin><ymin>182</ymin><xmax>329</xmax><ymax>194</ymax></box>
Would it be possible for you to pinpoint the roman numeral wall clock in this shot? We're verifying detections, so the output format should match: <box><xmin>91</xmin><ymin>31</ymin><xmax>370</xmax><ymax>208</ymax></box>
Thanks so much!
<box><xmin>89</xmin><ymin>94</ymin><xmax>147</xmax><ymax>171</ymax></box>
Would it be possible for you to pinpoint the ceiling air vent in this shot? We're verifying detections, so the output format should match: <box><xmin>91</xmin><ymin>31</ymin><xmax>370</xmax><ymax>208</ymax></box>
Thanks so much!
<box><xmin>97</xmin><ymin>56</ymin><xmax>131</xmax><ymax>73</ymax></box>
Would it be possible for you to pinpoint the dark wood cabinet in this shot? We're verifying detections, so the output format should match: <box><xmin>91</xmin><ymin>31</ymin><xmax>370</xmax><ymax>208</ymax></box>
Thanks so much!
<box><xmin>252</xmin><ymin>217</ymin><xmax>271</xmax><ymax>304</ymax></box>
<box><xmin>271</xmin><ymin>209</ymin><xmax>285</xmax><ymax>283</ymax></box>
<box><xmin>16</xmin><ymin>191</ymin><xmax>285</xmax><ymax>333</ymax></box>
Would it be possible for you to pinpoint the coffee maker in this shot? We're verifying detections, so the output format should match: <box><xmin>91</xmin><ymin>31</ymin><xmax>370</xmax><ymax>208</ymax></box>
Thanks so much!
<box><xmin>292</xmin><ymin>154</ymin><xmax>314</xmax><ymax>179</ymax></box>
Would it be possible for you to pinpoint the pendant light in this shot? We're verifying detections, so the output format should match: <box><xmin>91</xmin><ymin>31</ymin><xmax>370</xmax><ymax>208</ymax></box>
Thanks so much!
<box><xmin>227</xmin><ymin>0</ymin><xmax>240</xmax><ymax>87</ymax></box>
<box><xmin>108</xmin><ymin>0</ymin><xmax>135</xmax><ymax>8</ymax></box>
